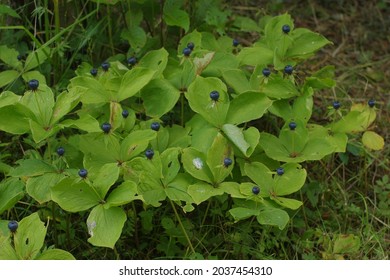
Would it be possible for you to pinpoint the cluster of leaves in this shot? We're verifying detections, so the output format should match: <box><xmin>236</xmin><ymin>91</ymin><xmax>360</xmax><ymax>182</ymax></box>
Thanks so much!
<box><xmin>0</xmin><ymin>1</ymin><xmax>384</xmax><ymax>259</ymax></box>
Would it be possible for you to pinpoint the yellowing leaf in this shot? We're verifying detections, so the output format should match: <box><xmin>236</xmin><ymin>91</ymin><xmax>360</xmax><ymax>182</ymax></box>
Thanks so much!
<box><xmin>362</xmin><ymin>131</ymin><xmax>384</xmax><ymax>150</ymax></box>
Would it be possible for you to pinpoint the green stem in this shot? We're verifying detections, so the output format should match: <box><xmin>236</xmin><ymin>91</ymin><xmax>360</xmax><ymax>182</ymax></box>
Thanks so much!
<box><xmin>169</xmin><ymin>199</ymin><xmax>195</xmax><ymax>254</ymax></box>
<box><xmin>180</xmin><ymin>93</ymin><xmax>184</xmax><ymax>127</ymax></box>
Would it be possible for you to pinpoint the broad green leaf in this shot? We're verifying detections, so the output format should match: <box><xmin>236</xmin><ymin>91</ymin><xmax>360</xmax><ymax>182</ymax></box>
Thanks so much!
<box><xmin>260</xmin><ymin>133</ymin><xmax>292</xmax><ymax>162</ymax></box>
<box><xmin>333</xmin><ymin>234</ymin><xmax>361</xmax><ymax>254</ymax></box>
<box><xmin>222</xmin><ymin>124</ymin><xmax>259</xmax><ymax>157</ymax></box>
<box><xmin>286</xmin><ymin>28</ymin><xmax>332</xmax><ymax>58</ymax></box>
<box><xmin>165</xmin><ymin>174</ymin><xmax>195</xmax><ymax>206</ymax></box>
<box><xmin>105</xmin><ymin>181</ymin><xmax>138</xmax><ymax>208</ymax></box>
<box><xmin>61</xmin><ymin>114</ymin><xmax>101</xmax><ymax>133</ymax></box>
<box><xmin>260</xmin><ymin>75</ymin><xmax>299</xmax><ymax>99</ymax></box>
<box><xmin>137</xmin><ymin>48</ymin><xmax>169</xmax><ymax>78</ymax></box>
<box><xmin>203</xmin><ymin>52</ymin><xmax>239</xmax><ymax>77</ymax></box>
<box><xmin>194</xmin><ymin>52</ymin><xmax>215</xmax><ymax>75</ymax></box>
<box><xmin>24</xmin><ymin>46</ymin><xmax>51</xmax><ymax>71</ymax></box>
<box><xmin>177</xmin><ymin>30</ymin><xmax>202</xmax><ymax>55</ymax></box>
<box><xmin>263</xmin><ymin>13</ymin><xmax>294</xmax><ymax>53</ymax></box>
<box><xmin>271</xmin><ymin>196</ymin><xmax>302</xmax><ymax>210</ymax></box>
<box><xmin>166</xmin><ymin>124</ymin><xmax>191</xmax><ymax>149</ymax></box>
<box><xmin>21</xmin><ymin>70</ymin><xmax>46</xmax><ymax>86</ymax></box>
<box><xmin>120</xmin><ymin>130</ymin><xmax>156</xmax><ymax>161</ymax></box>
<box><xmin>0</xmin><ymin>105</ymin><xmax>30</xmax><ymax>134</ymax></box>
<box><xmin>279</xmin><ymin>120</ymin><xmax>308</xmax><ymax>154</ymax></box>
<box><xmin>87</xmin><ymin>205</ymin><xmax>126</xmax><ymax>249</ymax></box>
<box><xmin>301</xmin><ymin>138</ymin><xmax>336</xmax><ymax>161</ymax></box>
<box><xmin>307</xmin><ymin>124</ymin><xmax>348</xmax><ymax>153</ymax></box>
<box><xmin>0</xmin><ymin>178</ymin><xmax>24</xmax><ymax>215</ymax></box>
<box><xmin>330</xmin><ymin>106</ymin><xmax>376</xmax><ymax>133</ymax></box>
<box><xmin>268</xmin><ymin>99</ymin><xmax>293</xmax><ymax>120</ymax></box>
<box><xmin>292</xmin><ymin>87</ymin><xmax>313</xmax><ymax>124</ymax></box>
<box><xmin>141</xmin><ymin>78</ymin><xmax>180</xmax><ymax>118</ymax></box>
<box><xmin>0</xmin><ymin>70</ymin><xmax>19</xmax><ymax>88</ymax></box>
<box><xmin>93</xmin><ymin>163</ymin><xmax>120</xmax><ymax>198</ymax></box>
<box><xmin>9</xmin><ymin>159</ymin><xmax>56</xmax><ymax>177</ymax></box>
<box><xmin>29</xmin><ymin>119</ymin><xmax>60</xmax><ymax>143</ymax></box>
<box><xmin>229</xmin><ymin>207</ymin><xmax>260</xmax><ymax>221</ymax></box>
<box><xmin>362</xmin><ymin>131</ymin><xmax>384</xmax><ymax>151</ymax></box>
<box><xmin>237</xmin><ymin>46</ymin><xmax>274</xmax><ymax>66</ymax></box>
<box><xmin>26</xmin><ymin>173</ymin><xmax>65</xmax><ymax>204</ymax></box>
<box><xmin>51</xmin><ymin>177</ymin><xmax>101</xmax><ymax>212</ymax></box>
<box><xmin>14</xmin><ymin>213</ymin><xmax>46</xmax><ymax>260</ymax></box>
<box><xmin>206</xmin><ymin>133</ymin><xmax>233</xmax><ymax>184</ymax></box>
<box><xmin>20</xmin><ymin>85</ymin><xmax>54</xmax><ymax>126</ymax></box>
<box><xmin>163</xmin><ymin>0</ymin><xmax>190</xmax><ymax>32</ymax></box>
<box><xmin>186</xmin><ymin>114</ymin><xmax>218</xmax><ymax>154</ymax></box>
<box><xmin>0</xmin><ymin>235</ymin><xmax>18</xmax><ymax>260</ymax></box>
<box><xmin>50</xmin><ymin>90</ymin><xmax>81</xmax><ymax>125</ymax></box>
<box><xmin>185</xmin><ymin>76</ymin><xmax>229</xmax><ymax>128</ymax></box>
<box><xmin>304</xmin><ymin>65</ymin><xmax>336</xmax><ymax>90</ymax></box>
<box><xmin>0</xmin><ymin>45</ymin><xmax>21</xmax><ymax>68</ymax></box>
<box><xmin>226</xmin><ymin>91</ymin><xmax>272</xmax><ymax>124</ymax></box>
<box><xmin>161</xmin><ymin>148</ymin><xmax>181</xmax><ymax>185</ymax></box>
<box><xmin>0</xmin><ymin>91</ymin><xmax>20</xmax><ymax>108</ymax></box>
<box><xmin>70</xmin><ymin>76</ymin><xmax>108</xmax><ymax>104</ymax></box>
<box><xmin>121</xmin><ymin>25</ymin><xmax>146</xmax><ymax>50</ymax></box>
<box><xmin>219</xmin><ymin>181</ymin><xmax>243</xmax><ymax>198</ymax></box>
<box><xmin>256</xmin><ymin>207</ymin><xmax>289</xmax><ymax>230</ymax></box>
<box><xmin>274</xmin><ymin>163</ymin><xmax>307</xmax><ymax>196</ymax></box>
<box><xmin>222</xmin><ymin>69</ymin><xmax>252</xmax><ymax>94</ymax></box>
<box><xmin>234</xmin><ymin>16</ymin><xmax>261</xmax><ymax>32</ymax></box>
<box><xmin>181</xmin><ymin>148</ymin><xmax>213</xmax><ymax>183</ymax></box>
<box><xmin>117</xmin><ymin>67</ymin><xmax>155</xmax><ymax>101</ymax></box>
<box><xmin>109</xmin><ymin>101</ymin><xmax>123</xmax><ymax>131</ymax></box>
<box><xmin>188</xmin><ymin>182</ymin><xmax>224</xmax><ymax>205</ymax></box>
<box><xmin>35</xmin><ymin>249</ymin><xmax>75</xmax><ymax>260</ymax></box>
<box><xmin>244</xmin><ymin>162</ymin><xmax>273</xmax><ymax>197</ymax></box>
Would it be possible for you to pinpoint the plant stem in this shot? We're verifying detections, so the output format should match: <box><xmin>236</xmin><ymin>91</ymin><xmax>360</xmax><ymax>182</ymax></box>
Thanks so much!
<box><xmin>169</xmin><ymin>199</ymin><xmax>195</xmax><ymax>254</ymax></box>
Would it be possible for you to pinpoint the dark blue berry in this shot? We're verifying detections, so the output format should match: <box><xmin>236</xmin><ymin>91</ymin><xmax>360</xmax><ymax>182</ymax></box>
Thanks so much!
<box><xmin>101</xmin><ymin>62</ymin><xmax>110</xmax><ymax>71</ymax></box>
<box><xmin>282</xmin><ymin>24</ymin><xmax>291</xmax><ymax>34</ymax></box>
<box><xmin>8</xmin><ymin>221</ymin><xmax>18</xmax><ymax>233</ymax></box>
<box><xmin>127</xmin><ymin>57</ymin><xmax>137</xmax><ymax>66</ymax></box>
<box><xmin>90</xmin><ymin>68</ymin><xmax>98</xmax><ymax>76</ymax></box>
<box><xmin>78</xmin><ymin>168</ymin><xmax>88</xmax><ymax>178</ymax></box>
<box><xmin>333</xmin><ymin>101</ymin><xmax>341</xmax><ymax>110</ymax></box>
<box><xmin>276</xmin><ymin>167</ymin><xmax>284</xmax><ymax>176</ymax></box>
<box><xmin>145</xmin><ymin>149</ymin><xmax>154</xmax><ymax>160</ymax></box>
<box><xmin>232</xmin><ymin>39</ymin><xmax>239</xmax><ymax>47</ymax></box>
<box><xmin>289</xmin><ymin>122</ymin><xmax>297</xmax><ymax>130</ymax></box>
<box><xmin>223</xmin><ymin>158</ymin><xmax>233</xmax><ymax>167</ymax></box>
<box><xmin>262</xmin><ymin>68</ymin><xmax>271</xmax><ymax>77</ymax></box>
<box><xmin>122</xmin><ymin>110</ymin><xmax>129</xmax><ymax>118</ymax></box>
<box><xmin>28</xmin><ymin>79</ymin><xmax>39</xmax><ymax>91</ymax></box>
<box><xmin>284</xmin><ymin>65</ymin><xmax>293</xmax><ymax>75</ymax></box>
<box><xmin>252</xmin><ymin>186</ymin><xmax>260</xmax><ymax>195</ymax></box>
<box><xmin>57</xmin><ymin>147</ymin><xmax>65</xmax><ymax>156</ymax></box>
<box><xmin>210</xmin><ymin>90</ymin><xmax>220</xmax><ymax>101</ymax></box>
<box><xmin>17</xmin><ymin>54</ymin><xmax>23</xmax><ymax>61</ymax></box>
<box><xmin>368</xmin><ymin>99</ymin><xmax>375</xmax><ymax>108</ymax></box>
<box><xmin>182</xmin><ymin>47</ymin><xmax>192</xmax><ymax>57</ymax></box>
<box><xmin>187</xmin><ymin>42</ymin><xmax>195</xmax><ymax>50</ymax></box>
<box><xmin>101</xmin><ymin>122</ymin><xmax>111</xmax><ymax>133</ymax></box>
<box><xmin>150</xmin><ymin>122</ymin><xmax>160</xmax><ymax>131</ymax></box>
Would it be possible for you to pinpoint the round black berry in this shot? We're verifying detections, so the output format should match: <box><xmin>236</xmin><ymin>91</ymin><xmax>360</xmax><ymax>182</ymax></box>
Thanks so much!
<box><xmin>78</xmin><ymin>168</ymin><xmax>88</xmax><ymax>178</ymax></box>
<box><xmin>8</xmin><ymin>221</ymin><xmax>18</xmax><ymax>233</ymax></box>
<box><xmin>150</xmin><ymin>122</ymin><xmax>160</xmax><ymax>131</ymax></box>
<box><xmin>223</xmin><ymin>158</ymin><xmax>233</xmax><ymax>167</ymax></box>
<box><xmin>252</xmin><ymin>186</ymin><xmax>260</xmax><ymax>195</ymax></box>
<box><xmin>28</xmin><ymin>79</ymin><xmax>39</xmax><ymax>91</ymax></box>
<box><xmin>262</xmin><ymin>68</ymin><xmax>271</xmax><ymax>77</ymax></box>
<box><xmin>276</xmin><ymin>167</ymin><xmax>284</xmax><ymax>176</ymax></box>
<box><xmin>232</xmin><ymin>39</ymin><xmax>239</xmax><ymax>47</ymax></box>
<box><xmin>101</xmin><ymin>122</ymin><xmax>111</xmax><ymax>133</ymax></box>
<box><xmin>17</xmin><ymin>54</ymin><xmax>23</xmax><ymax>61</ymax></box>
<box><xmin>289</xmin><ymin>122</ymin><xmax>297</xmax><ymax>130</ymax></box>
<box><xmin>210</xmin><ymin>90</ymin><xmax>220</xmax><ymax>101</ymax></box>
<box><xmin>368</xmin><ymin>99</ymin><xmax>375</xmax><ymax>108</ymax></box>
<box><xmin>56</xmin><ymin>147</ymin><xmax>65</xmax><ymax>156</ymax></box>
<box><xmin>101</xmin><ymin>62</ymin><xmax>110</xmax><ymax>71</ymax></box>
<box><xmin>282</xmin><ymin>24</ymin><xmax>291</xmax><ymax>34</ymax></box>
<box><xmin>122</xmin><ymin>110</ymin><xmax>129</xmax><ymax>118</ymax></box>
<box><xmin>182</xmin><ymin>47</ymin><xmax>192</xmax><ymax>57</ymax></box>
<box><xmin>333</xmin><ymin>101</ymin><xmax>341</xmax><ymax>110</ymax></box>
<box><xmin>145</xmin><ymin>149</ymin><xmax>154</xmax><ymax>160</ymax></box>
<box><xmin>127</xmin><ymin>57</ymin><xmax>137</xmax><ymax>66</ymax></box>
<box><xmin>187</xmin><ymin>42</ymin><xmax>195</xmax><ymax>50</ymax></box>
<box><xmin>284</xmin><ymin>65</ymin><xmax>294</xmax><ymax>75</ymax></box>
<box><xmin>90</xmin><ymin>68</ymin><xmax>98</xmax><ymax>76</ymax></box>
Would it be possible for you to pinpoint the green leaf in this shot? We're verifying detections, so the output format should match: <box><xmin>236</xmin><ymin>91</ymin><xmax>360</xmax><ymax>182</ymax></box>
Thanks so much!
<box><xmin>206</xmin><ymin>133</ymin><xmax>233</xmax><ymax>184</ymax></box>
<box><xmin>186</xmin><ymin>115</ymin><xmax>218</xmax><ymax>154</ymax></box>
<box><xmin>261</xmin><ymin>75</ymin><xmax>299</xmax><ymax>99</ymax></box>
<box><xmin>21</xmin><ymin>70</ymin><xmax>46</xmax><ymax>86</ymax></box>
<box><xmin>222</xmin><ymin>124</ymin><xmax>259</xmax><ymax>157</ymax></box>
<box><xmin>0</xmin><ymin>91</ymin><xmax>20</xmax><ymax>108</ymax></box>
<box><xmin>51</xmin><ymin>178</ymin><xmax>101</xmax><ymax>212</ymax></box>
<box><xmin>25</xmin><ymin>46</ymin><xmax>51</xmax><ymax>71</ymax></box>
<box><xmin>61</xmin><ymin>114</ymin><xmax>101</xmax><ymax>133</ymax></box>
<box><xmin>138</xmin><ymin>48</ymin><xmax>169</xmax><ymax>78</ymax></box>
<box><xmin>264</xmin><ymin>14</ymin><xmax>294</xmax><ymax>52</ymax></box>
<box><xmin>14</xmin><ymin>213</ymin><xmax>46</xmax><ymax>260</ymax></box>
<box><xmin>35</xmin><ymin>249</ymin><xmax>75</xmax><ymax>260</ymax></box>
<box><xmin>0</xmin><ymin>5</ymin><xmax>20</xmax><ymax>18</ymax></box>
<box><xmin>10</xmin><ymin>159</ymin><xmax>56</xmax><ymax>177</ymax></box>
<box><xmin>165</xmin><ymin>174</ymin><xmax>195</xmax><ymax>207</ymax></box>
<box><xmin>26</xmin><ymin>173</ymin><xmax>65</xmax><ymax>204</ymax></box>
<box><xmin>87</xmin><ymin>205</ymin><xmax>126</xmax><ymax>249</ymax></box>
<box><xmin>161</xmin><ymin>148</ymin><xmax>181</xmax><ymax>185</ymax></box>
<box><xmin>0</xmin><ymin>235</ymin><xmax>18</xmax><ymax>260</ymax></box>
<box><xmin>29</xmin><ymin>119</ymin><xmax>60</xmax><ymax>143</ymax></box>
<box><xmin>0</xmin><ymin>178</ymin><xmax>24</xmax><ymax>215</ymax></box>
<box><xmin>186</xmin><ymin>76</ymin><xmax>229</xmax><ymax>128</ymax></box>
<box><xmin>333</xmin><ymin>234</ymin><xmax>361</xmax><ymax>254</ymax></box>
<box><xmin>274</xmin><ymin>163</ymin><xmax>307</xmax><ymax>196</ymax></box>
<box><xmin>70</xmin><ymin>76</ymin><xmax>108</xmax><ymax>104</ymax></box>
<box><xmin>141</xmin><ymin>78</ymin><xmax>180</xmax><ymax>118</ymax></box>
<box><xmin>256</xmin><ymin>207</ymin><xmax>289</xmax><ymax>230</ymax></box>
<box><xmin>271</xmin><ymin>196</ymin><xmax>303</xmax><ymax>210</ymax></box>
<box><xmin>219</xmin><ymin>181</ymin><xmax>243</xmax><ymax>198</ymax></box>
<box><xmin>181</xmin><ymin>148</ymin><xmax>213</xmax><ymax>183</ymax></box>
<box><xmin>0</xmin><ymin>105</ymin><xmax>30</xmax><ymax>134</ymax></box>
<box><xmin>121</xmin><ymin>25</ymin><xmax>146</xmax><ymax>50</ymax></box>
<box><xmin>237</xmin><ymin>46</ymin><xmax>274</xmax><ymax>66</ymax></box>
<box><xmin>203</xmin><ymin>52</ymin><xmax>239</xmax><ymax>77</ymax></box>
<box><xmin>93</xmin><ymin>163</ymin><xmax>120</xmax><ymax>198</ymax></box>
<box><xmin>187</xmin><ymin>182</ymin><xmax>224</xmax><ymax>205</ymax></box>
<box><xmin>226</xmin><ymin>91</ymin><xmax>272</xmax><ymax>124</ymax></box>
<box><xmin>286</xmin><ymin>28</ymin><xmax>332</xmax><ymax>58</ymax></box>
<box><xmin>330</xmin><ymin>105</ymin><xmax>376</xmax><ymax>133</ymax></box>
<box><xmin>50</xmin><ymin>90</ymin><xmax>81</xmax><ymax>125</ymax></box>
<box><xmin>105</xmin><ymin>181</ymin><xmax>138</xmax><ymax>208</ymax></box>
<box><xmin>222</xmin><ymin>69</ymin><xmax>252</xmax><ymax>94</ymax></box>
<box><xmin>362</xmin><ymin>131</ymin><xmax>384</xmax><ymax>151</ymax></box>
<box><xmin>120</xmin><ymin>130</ymin><xmax>156</xmax><ymax>161</ymax></box>
<box><xmin>117</xmin><ymin>67</ymin><xmax>156</xmax><ymax>101</ymax></box>
<box><xmin>260</xmin><ymin>133</ymin><xmax>292</xmax><ymax>162</ymax></box>
<box><xmin>244</xmin><ymin>162</ymin><xmax>273</xmax><ymax>197</ymax></box>
<box><xmin>0</xmin><ymin>45</ymin><xmax>21</xmax><ymax>68</ymax></box>
<box><xmin>229</xmin><ymin>207</ymin><xmax>260</xmax><ymax>221</ymax></box>
<box><xmin>0</xmin><ymin>70</ymin><xmax>19</xmax><ymax>88</ymax></box>
<box><xmin>163</xmin><ymin>0</ymin><xmax>190</xmax><ymax>32</ymax></box>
